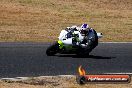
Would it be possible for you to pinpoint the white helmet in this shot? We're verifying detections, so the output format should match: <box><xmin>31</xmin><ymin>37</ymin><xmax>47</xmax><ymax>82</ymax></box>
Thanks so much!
<box><xmin>80</xmin><ymin>24</ymin><xmax>89</xmax><ymax>35</ymax></box>
<box><xmin>81</xmin><ymin>24</ymin><xmax>89</xmax><ymax>30</ymax></box>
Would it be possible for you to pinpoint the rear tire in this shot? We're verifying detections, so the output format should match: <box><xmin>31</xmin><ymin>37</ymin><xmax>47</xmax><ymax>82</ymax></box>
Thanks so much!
<box><xmin>76</xmin><ymin>47</ymin><xmax>89</xmax><ymax>57</ymax></box>
<box><xmin>76</xmin><ymin>29</ymin><xmax>98</xmax><ymax>57</ymax></box>
<box><xmin>46</xmin><ymin>42</ymin><xmax>59</xmax><ymax>56</ymax></box>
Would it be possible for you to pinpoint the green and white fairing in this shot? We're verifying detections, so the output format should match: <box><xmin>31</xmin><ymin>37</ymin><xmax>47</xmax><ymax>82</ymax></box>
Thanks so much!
<box><xmin>46</xmin><ymin>28</ymin><xmax>102</xmax><ymax>56</ymax></box>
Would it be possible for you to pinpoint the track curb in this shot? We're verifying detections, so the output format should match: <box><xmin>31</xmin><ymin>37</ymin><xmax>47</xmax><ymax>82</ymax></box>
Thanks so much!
<box><xmin>1</xmin><ymin>74</ymin><xmax>132</xmax><ymax>82</ymax></box>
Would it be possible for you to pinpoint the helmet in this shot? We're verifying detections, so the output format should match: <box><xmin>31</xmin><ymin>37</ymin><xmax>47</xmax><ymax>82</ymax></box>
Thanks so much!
<box><xmin>81</xmin><ymin>24</ymin><xmax>89</xmax><ymax>30</ymax></box>
<box><xmin>80</xmin><ymin>24</ymin><xmax>89</xmax><ymax>35</ymax></box>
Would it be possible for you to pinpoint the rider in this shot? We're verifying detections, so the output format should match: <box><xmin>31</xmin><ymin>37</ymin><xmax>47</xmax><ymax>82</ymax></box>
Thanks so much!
<box><xmin>80</xmin><ymin>23</ymin><xmax>98</xmax><ymax>52</ymax></box>
<box><xmin>65</xmin><ymin>23</ymin><xmax>97</xmax><ymax>47</ymax></box>
<box><xmin>64</xmin><ymin>23</ymin><xmax>98</xmax><ymax>54</ymax></box>
<box><xmin>79</xmin><ymin>24</ymin><xmax>90</xmax><ymax>46</ymax></box>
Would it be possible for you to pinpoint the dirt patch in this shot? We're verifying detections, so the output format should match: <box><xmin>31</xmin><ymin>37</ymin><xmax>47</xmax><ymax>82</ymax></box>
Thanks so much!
<box><xmin>1</xmin><ymin>75</ymin><xmax>132</xmax><ymax>88</ymax></box>
<box><xmin>0</xmin><ymin>0</ymin><xmax>131</xmax><ymax>42</ymax></box>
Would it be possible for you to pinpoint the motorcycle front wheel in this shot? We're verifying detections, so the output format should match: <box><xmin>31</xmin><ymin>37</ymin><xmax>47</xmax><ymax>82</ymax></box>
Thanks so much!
<box><xmin>46</xmin><ymin>42</ymin><xmax>59</xmax><ymax>56</ymax></box>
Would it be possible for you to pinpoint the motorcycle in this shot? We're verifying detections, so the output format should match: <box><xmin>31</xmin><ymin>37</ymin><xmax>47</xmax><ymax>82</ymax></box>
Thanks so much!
<box><xmin>46</xmin><ymin>28</ymin><xmax>102</xmax><ymax>56</ymax></box>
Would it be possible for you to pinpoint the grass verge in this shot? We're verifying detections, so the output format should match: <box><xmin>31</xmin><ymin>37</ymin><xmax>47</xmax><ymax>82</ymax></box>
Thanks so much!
<box><xmin>0</xmin><ymin>0</ymin><xmax>131</xmax><ymax>42</ymax></box>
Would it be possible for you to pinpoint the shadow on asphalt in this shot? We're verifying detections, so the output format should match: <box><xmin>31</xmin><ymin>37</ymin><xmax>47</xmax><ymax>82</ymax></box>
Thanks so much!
<box><xmin>56</xmin><ymin>54</ymin><xmax>116</xmax><ymax>59</ymax></box>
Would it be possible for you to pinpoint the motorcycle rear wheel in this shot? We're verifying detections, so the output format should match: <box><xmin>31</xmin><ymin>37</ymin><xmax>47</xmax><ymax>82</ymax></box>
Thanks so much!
<box><xmin>76</xmin><ymin>47</ymin><xmax>89</xmax><ymax>57</ymax></box>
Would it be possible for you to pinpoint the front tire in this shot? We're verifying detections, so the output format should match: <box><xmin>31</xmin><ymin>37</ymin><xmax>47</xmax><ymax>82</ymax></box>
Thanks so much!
<box><xmin>46</xmin><ymin>42</ymin><xmax>59</xmax><ymax>56</ymax></box>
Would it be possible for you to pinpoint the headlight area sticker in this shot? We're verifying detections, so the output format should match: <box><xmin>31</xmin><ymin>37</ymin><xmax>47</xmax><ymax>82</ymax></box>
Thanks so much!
<box><xmin>77</xmin><ymin>66</ymin><xmax>131</xmax><ymax>84</ymax></box>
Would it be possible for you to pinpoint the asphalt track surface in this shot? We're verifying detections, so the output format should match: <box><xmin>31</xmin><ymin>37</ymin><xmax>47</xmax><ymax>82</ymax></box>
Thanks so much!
<box><xmin>0</xmin><ymin>42</ymin><xmax>132</xmax><ymax>78</ymax></box>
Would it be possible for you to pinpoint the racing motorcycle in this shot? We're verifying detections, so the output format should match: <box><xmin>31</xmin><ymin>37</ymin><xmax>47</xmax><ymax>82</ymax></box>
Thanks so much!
<box><xmin>46</xmin><ymin>28</ymin><xmax>102</xmax><ymax>56</ymax></box>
